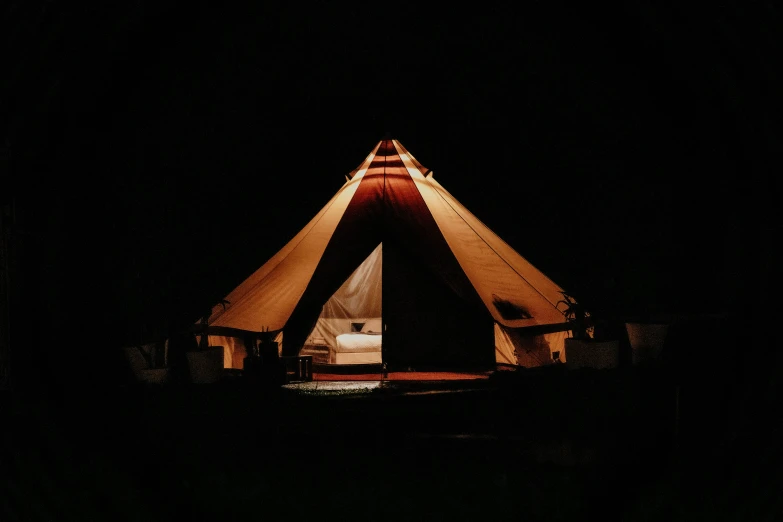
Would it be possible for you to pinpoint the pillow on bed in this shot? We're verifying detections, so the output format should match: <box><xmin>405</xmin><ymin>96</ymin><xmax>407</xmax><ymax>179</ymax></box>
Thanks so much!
<box><xmin>362</xmin><ymin>318</ymin><xmax>383</xmax><ymax>333</ymax></box>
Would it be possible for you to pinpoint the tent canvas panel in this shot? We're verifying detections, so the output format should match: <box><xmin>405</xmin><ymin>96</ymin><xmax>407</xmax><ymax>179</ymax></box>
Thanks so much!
<box><xmin>494</xmin><ymin>325</ymin><xmax>567</xmax><ymax>367</ymax></box>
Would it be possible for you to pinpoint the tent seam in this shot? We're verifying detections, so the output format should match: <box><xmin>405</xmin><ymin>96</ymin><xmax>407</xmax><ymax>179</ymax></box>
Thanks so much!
<box><xmin>420</xmin><ymin>175</ymin><xmax>564</xmax><ymax>315</ymax></box>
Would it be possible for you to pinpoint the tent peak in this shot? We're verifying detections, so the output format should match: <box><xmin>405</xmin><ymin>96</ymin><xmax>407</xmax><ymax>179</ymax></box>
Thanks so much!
<box><xmin>376</xmin><ymin>138</ymin><xmax>399</xmax><ymax>157</ymax></box>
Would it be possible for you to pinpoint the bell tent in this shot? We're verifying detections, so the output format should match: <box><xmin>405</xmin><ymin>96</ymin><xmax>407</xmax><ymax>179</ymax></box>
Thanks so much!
<box><xmin>201</xmin><ymin>138</ymin><xmax>571</xmax><ymax>371</ymax></box>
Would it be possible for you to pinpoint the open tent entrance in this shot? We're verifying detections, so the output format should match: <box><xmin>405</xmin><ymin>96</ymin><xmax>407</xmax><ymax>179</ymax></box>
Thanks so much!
<box><xmin>298</xmin><ymin>237</ymin><xmax>495</xmax><ymax>372</ymax></box>
<box><xmin>300</xmin><ymin>242</ymin><xmax>383</xmax><ymax>366</ymax></box>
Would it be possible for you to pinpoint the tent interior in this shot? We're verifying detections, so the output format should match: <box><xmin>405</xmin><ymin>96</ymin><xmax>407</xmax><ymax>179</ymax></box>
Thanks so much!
<box><xmin>300</xmin><ymin>242</ymin><xmax>384</xmax><ymax>366</ymax></box>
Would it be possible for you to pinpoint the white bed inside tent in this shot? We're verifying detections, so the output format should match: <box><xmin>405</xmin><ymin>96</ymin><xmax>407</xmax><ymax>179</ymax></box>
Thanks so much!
<box><xmin>332</xmin><ymin>319</ymin><xmax>383</xmax><ymax>364</ymax></box>
<box><xmin>300</xmin><ymin>244</ymin><xmax>384</xmax><ymax>365</ymax></box>
<box><xmin>303</xmin><ymin>318</ymin><xmax>383</xmax><ymax>365</ymax></box>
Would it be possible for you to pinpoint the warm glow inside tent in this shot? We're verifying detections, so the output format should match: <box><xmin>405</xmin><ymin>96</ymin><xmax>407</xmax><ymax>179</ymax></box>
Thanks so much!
<box><xmin>201</xmin><ymin>138</ymin><xmax>571</xmax><ymax>371</ymax></box>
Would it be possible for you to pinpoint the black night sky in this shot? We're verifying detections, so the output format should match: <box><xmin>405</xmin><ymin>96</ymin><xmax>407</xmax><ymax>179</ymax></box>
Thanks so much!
<box><xmin>4</xmin><ymin>3</ymin><xmax>778</xmax><ymax>356</ymax></box>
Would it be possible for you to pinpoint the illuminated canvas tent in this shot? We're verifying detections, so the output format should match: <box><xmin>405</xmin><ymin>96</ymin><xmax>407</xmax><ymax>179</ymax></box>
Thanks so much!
<box><xmin>202</xmin><ymin>138</ymin><xmax>571</xmax><ymax>370</ymax></box>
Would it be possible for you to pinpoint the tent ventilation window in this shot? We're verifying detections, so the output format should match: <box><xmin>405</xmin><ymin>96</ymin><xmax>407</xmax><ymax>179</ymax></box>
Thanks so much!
<box><xmin>351</xmin><ymin>322</ymin><xmax>366</xmax><ymax>332</ymax></box>
<box><xmin>492</xmin><ymin>294</ymin><xmax>533</xmax><ymax>321</ymax></box>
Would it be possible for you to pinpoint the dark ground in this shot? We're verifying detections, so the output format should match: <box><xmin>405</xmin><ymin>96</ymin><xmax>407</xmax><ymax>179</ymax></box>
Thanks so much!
<box><xmin>2</xmin><ymin>359</ymin><xmax>781</xmax><ymax>522</ymax></box>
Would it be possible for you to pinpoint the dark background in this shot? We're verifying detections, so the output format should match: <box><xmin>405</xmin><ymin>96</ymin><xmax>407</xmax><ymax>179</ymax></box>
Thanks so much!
<box><xmin>2</xmin><ymin>3</ymin><xmax>778</xmax><ymax>374</ymax></box>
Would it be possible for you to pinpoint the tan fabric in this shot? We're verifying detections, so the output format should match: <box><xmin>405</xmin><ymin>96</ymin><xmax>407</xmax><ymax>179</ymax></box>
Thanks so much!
<box><xmin>494</xmin><ymin>324</ymin><xmax>567</xmax><ymax>366</ymax></box>
<box><xmin>208</xmin><ymin>171</ymin><xmax>369</xmax><ymax>332</ymax></box>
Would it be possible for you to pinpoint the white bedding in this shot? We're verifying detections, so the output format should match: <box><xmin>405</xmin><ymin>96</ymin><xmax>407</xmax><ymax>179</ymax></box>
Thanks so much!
<box><xmin>332</xmin><ymin>332</ymin><xmax>382</xmax><ymax>364</ymax></box>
